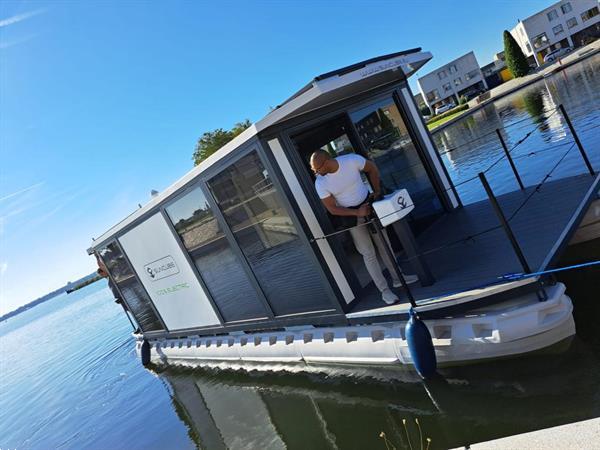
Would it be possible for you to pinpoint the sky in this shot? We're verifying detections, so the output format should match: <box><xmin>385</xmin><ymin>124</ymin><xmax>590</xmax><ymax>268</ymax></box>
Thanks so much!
<box><xmin>0</xmin><ymin>0</ymin><xmax>553</xmax><ymax>315</ymax></box>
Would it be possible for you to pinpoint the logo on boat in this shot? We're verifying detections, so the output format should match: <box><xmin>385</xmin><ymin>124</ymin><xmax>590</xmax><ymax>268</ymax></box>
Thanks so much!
<box><xmin>397</xmin><ymin>195</ymin><xmax>408</xmax><ymax>209</ymax></box>
<box><xmin>144</xmin><ymin>255</ymin><xmax>179</xmax><ymax>281</ymax></box>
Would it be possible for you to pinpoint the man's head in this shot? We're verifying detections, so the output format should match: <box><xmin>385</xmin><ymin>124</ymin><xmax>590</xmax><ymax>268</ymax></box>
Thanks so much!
<box><xmin>95</xmin><ymin>253</ymin><xmax>109</xmax><ymax>279</ymax></box>
<box><xmin>309</xmin><ymin>150</ymin><xmax>334</xmax><ymax>176</ymax></box>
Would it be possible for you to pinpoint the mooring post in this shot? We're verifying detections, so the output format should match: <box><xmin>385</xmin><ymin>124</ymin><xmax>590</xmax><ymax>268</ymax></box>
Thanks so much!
<box><xmin>496</xmin><ymin>129</ymin><xmax>525</xmax><ymax>190</ymax></box>
<box><xmin>478</xmin><ymin>172</ymin><xmax>532</xmax><ymax>274</ymax></box>
<box><xmin>558</xmin><ymin>104</ymin><xmax>595</xmax><ymax>176</ymax></box>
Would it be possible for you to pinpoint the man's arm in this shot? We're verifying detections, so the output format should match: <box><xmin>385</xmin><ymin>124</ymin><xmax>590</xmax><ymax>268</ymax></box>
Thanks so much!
<box><xmin>362</xmin><ymin>159</ymin><xmax>382</xmax><ymax>198</ymax></box>
<box><xmin>321</xmin><ymin>195</ymin><xmax>370</xmax><ymax>217</ymax></box>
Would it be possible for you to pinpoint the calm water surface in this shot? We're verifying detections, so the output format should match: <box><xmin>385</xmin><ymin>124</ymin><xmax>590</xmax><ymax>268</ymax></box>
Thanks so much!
<box><xmin>433</xmin><ymin>53</ymin><xmax>600</xmax><ymax>205</ymax></box>
<box><xmin>2</xmin><ymin>56</ymin><xmax>599</xmax><ymax>450</ymax></box>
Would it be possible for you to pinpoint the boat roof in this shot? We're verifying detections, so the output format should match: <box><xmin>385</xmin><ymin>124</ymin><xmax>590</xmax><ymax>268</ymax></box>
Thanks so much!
<box><xmin>89</xmin><ymin>48</ymin><xmax>432</xmax><ymax>252</ymax></box>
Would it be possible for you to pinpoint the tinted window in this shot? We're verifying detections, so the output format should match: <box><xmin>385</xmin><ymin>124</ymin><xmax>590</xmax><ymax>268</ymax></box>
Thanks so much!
<box><xmin>165</xmin><ymin>185</ymin><xmax>268</xmax><ymax>322</ymax></box>
<box><xmin>350</xmin><ymin>97</ymin><xmax>443</xmax><ymax>233</ymax></box>
<box><xmin>208</xmin><ymin>151</ymin><xmax>332</xmax><ymax>316</ymax></box>
<box><xmin>99</xmin><ymin>243</ymin><xmax>164</xmax><ymax>332</ymax></box>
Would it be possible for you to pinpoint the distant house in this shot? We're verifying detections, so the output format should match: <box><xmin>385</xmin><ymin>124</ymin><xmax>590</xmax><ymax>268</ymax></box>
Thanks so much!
<box><xmin>510</xmin><ymin>0</ymin><xmax>600</xmax><ymax>67</ymax></box>
<box><xmin>417</xmin><ymin>51</ymin><xmax>488</xmax><ymax>111</ymax></box>
<box><xmin>481</xmin><ymin>52</ymin><xmax>513</xmax><ymax>90</ymax></box>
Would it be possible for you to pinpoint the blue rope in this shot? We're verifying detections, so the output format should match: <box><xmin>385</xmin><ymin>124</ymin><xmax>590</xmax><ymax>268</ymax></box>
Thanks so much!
<box><xmin>499</xmin><ymin>260</ymin><xmax>600</xmax><ymax>281</ymax></box>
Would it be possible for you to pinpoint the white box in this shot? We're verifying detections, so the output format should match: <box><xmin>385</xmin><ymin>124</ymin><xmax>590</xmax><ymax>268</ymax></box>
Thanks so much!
<box><xmin>372</xmin><ymin>189</ymin><xmax>414</xmax><ymax>227</ymax></box>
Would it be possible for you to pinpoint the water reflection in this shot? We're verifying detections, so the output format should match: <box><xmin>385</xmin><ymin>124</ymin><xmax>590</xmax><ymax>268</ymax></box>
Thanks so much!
<box><xmin>156</xmin><ymin>334</ymin><xmax>600</xmax><ymax>450</ymax></box>
<box><xmin>433</xmin><ymin>54</ymin><xmax>600</xmax><ymax>205</ymax></box>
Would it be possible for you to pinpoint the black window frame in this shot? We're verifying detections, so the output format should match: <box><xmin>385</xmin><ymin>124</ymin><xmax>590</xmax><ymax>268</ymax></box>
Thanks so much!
<box><xmin>97</xmin><ymin>239</ymin><xmax>168</xmax><ymax>335</ymax></box>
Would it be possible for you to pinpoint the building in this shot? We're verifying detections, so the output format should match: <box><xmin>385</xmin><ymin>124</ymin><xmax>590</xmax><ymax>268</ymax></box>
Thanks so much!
<box><xmin>481</xmin><ymin>51</ymin><xmax>513</xmax><ymax>90</ymax></box>
<box><xmin>511</xmin><ymin>0</ymin><xmax>600</xmax><ymax>66</ymax></box>
<box><xmin>417</xmin><ymin>51</ymin><xmax>488</xmax><ymax>111</ymax></box>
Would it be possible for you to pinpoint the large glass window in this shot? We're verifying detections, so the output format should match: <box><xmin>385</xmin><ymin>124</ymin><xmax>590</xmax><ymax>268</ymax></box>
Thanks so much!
<box><xmin>547</xmin><ymin>9</ymin><xmax>558</xmax><ymax>21</ymax></box>
<box><xmin>165</xmin><ymin>185</ymin><xmax>268</xmax><ymax>322</ymax></box>
<box><xmin>561</xmin><ymin>2</ymin><xmax>572</xmax><ymax>14</ymax></box>
<box><xmin>581</xmin><ymin>6</ymin><xmax>599</xmax><ymax>22</ymax></box>
<box><xmin>350</xmin><ymin>97</ymin><xmax>443</xmax><ymax>233</ymax></box>
<box><xmin>553</xmin><ymin>24</ymin><xmax>564</xmax><ymax>35</ymax></box>
<box><xmin>567</xmin><ymin>17</ymin><xmax>577</xmax><ymax>28</ymax></box>
<box><xmin>426</xmin><ymin>89</ymin><xmax>440</xmax><ymax>102</ymax></box>
<box><xmin>533</xmin><ymin>33</ymin><xmax>549</xmax><ymax>49</ymax></box>
<box><xmin>465</xmin><ymin>70</ymin><xmax>479</xmax><ymax>81</ymax></box>
<box><xmin>208</xmin><ymin>151</ymin><xmax>332</xmax><ymax>316</ymax></box>
<box><xmin>99</xmin><ymin>243</ymin><xmax>164</xmax><ymax>332</ymax></box>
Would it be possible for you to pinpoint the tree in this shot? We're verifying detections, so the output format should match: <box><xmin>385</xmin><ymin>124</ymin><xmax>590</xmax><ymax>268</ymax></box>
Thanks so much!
<box><xmin>503</xmin><ymin>30</ymin><xmax>530</xmax><ymax>78</ymax></box>
<box><xmin>192</xmin><ymin>119</ymin><xmax>252</xmax><ymax>165</ymax></box>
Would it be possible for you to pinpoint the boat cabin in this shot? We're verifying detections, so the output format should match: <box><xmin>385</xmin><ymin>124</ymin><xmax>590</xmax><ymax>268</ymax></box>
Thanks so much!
<box><xmin>87</xmin><ymin>49</ymin><xmax>481</xmax><ymax>338</ymax></box>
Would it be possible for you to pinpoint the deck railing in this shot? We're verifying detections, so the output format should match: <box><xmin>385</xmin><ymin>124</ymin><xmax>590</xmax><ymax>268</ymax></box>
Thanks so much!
<box><xmin>313</xmin><ymin>103</ymin><xmax>597</xmax><ymax>303</ymax></box>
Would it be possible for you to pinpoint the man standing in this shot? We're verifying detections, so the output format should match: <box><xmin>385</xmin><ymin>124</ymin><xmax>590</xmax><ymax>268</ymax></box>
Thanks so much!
<box><xmin>310</xmin><ymin>150</ymin><xmax>417</xmax><ymax>305</ymax></box>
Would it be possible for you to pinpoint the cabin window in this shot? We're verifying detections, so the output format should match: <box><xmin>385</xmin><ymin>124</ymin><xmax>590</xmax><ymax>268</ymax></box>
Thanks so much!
<box><xmin>350</xmin><ymin>97</ymin><xmax>444</xmax><ymax>233</ymax></box>
<box><xmin>99</xmin><ymin>243</ymin><xmax>164</xmax><ymax>332</ymax></box>
<box><xmin>165</xmin><ymin>185</ymin><xmax>268</xmax><ymax>322</ymax></box>
<box><xmin>208</xmin><ymin>150</ymin><xmax>333</xmax><ymax>316</ymax></box>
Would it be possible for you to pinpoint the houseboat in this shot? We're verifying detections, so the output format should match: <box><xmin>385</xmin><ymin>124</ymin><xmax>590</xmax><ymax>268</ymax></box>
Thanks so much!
<box><xmin>88</xmin><ymin>48</ymin><xmax>599</xmax><ymax>371</ymax></box>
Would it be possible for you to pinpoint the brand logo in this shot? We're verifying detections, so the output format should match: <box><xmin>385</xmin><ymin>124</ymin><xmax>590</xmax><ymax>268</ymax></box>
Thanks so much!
<box><xmin>143</xmin><ymin>255</ymin><xmax>179</xmax><ymax>281</ymax></box>
<box><xmin>359</xmin><ymin>58</ymin><xmax>405</xmax><ymax>78</ymax></box>
<box><xmin>397</xmin><ymin>195</ymin><xmax>408</xmax><ymax>209</ymax></box>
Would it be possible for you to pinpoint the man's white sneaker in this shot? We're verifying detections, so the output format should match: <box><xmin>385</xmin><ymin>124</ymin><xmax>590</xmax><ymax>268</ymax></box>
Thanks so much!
<box><xmin>393</xmin><ymin>274</ymin><xmax>419</xmax><ymax>288</ymax></box>
<box><xmin>381</xmin><ymin>288</ymin><xmax>399</xmax><ymax>305</ymax></box>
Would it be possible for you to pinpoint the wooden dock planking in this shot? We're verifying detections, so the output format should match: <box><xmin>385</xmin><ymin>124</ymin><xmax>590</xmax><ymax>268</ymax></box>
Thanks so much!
<box><xmin>349</xmin><ymin>173</ymin><xmax>600</xmax><ymax>316</ymax></box>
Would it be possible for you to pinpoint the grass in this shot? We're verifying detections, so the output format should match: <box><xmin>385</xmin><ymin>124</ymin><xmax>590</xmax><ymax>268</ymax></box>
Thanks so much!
<box><xmin>427</xmin><ymin>108</ymin><xmax>469</xmax><ymax>130</ymax></box>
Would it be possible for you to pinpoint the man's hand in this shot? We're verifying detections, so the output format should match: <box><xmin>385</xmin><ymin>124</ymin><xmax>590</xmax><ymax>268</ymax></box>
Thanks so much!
<box><xmin>356</xmin><ymin>203</ymin><xmax>371</xmax><ymax>217</ymax></box>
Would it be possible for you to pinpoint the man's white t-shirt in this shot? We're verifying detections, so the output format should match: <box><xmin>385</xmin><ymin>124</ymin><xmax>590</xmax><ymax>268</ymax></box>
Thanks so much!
<box><xmin>315</xmin><ymin>154</ymin><xmax>370</xmax><ymax>207</ymax></box>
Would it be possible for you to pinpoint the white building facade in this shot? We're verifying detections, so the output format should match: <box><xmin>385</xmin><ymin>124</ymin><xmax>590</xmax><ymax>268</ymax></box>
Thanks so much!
<box><xmin>511</xmin><ymin>0</ymin><xmax>600</xmax><ymax>66</ymax></box>
<box><xmin>417</xmin><ymin>51</ymin><xmax>488</xmax><ymax>111</ymax></box>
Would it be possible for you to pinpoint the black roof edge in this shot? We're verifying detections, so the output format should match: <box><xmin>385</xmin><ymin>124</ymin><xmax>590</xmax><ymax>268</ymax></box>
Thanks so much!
<box><xmin>314</xmin><ymin>47</ymin><xmax>422</xmax><ymax>81</ymax></box>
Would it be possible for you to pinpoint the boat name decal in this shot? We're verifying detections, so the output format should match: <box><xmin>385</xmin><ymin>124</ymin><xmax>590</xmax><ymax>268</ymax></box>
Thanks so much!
<box><xmin>144</xmin><ymin>255</ymin><xmax>180</xmax><ymax>281</ymax></box>
<box><xmin>156</xmin><ymin>283</ymin><xmax>190</xmax><ymax>296</ymax></box>
<box><xmin>359</xmin><ymin>58</ymin><xmax>405</xmax><ymax>78</ymax></box>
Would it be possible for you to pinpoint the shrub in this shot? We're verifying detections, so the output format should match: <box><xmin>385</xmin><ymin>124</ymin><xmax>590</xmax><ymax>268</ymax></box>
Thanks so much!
<box><xmin>426</xmin><ymin>103</ymin><xmax>469</xmax><ymax>124</ymax></box>
<box><xmin>419</xmin><ymin>105</ymin><xmax>431</xmax><ymax>116</ymax></box>
<box><xmin>503</xmin><ymin>30</ymin><xmax>530</xmax><ymax>78</ymax></box>
<box><xmin>458</xmin><ymin>95</ymin><xmax>468</xmax><ymax>105</ymax></box>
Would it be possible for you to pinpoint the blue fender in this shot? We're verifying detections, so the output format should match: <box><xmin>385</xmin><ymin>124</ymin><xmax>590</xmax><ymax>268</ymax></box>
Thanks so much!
<box><xmin>141</xmin><ymin>339</ymin><xmax>151</xmax><ymax>366</ymax></box>
<box><xmin>405</xmin><ymin>308</ymin><xmax>437</xmax><ymax>379</ymax></box>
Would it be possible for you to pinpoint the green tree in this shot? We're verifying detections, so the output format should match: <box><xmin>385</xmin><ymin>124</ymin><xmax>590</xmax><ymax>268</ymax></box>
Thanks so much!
<box><xmin>503</xmin><ymin>30</ymin><xmax>530</xmax><ymax>78</ymax></box>
<box><xmin>192</xmin><ymin>119</ymin><xmax>252</xmax><ymax>165</ymax></box>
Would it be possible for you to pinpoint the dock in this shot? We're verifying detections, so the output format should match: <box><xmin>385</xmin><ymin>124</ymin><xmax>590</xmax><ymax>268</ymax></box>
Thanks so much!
<box><xmin>451</xmin><ymin>417</ymin><xmax>600</xmax><ymax>450</ymax></box>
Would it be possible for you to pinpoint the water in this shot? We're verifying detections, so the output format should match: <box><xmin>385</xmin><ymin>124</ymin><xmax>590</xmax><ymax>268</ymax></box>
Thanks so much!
<box><xmin>433</xmin><ymin>53</ymin><xmax>600</xmax><ymax>205</ymax></box>
<box><xmin>2</xmin><ymin>241</ymin><xmax>599</xmax><ymax>450</ymax></box>
<box><xmin>2</xmin><ymin>57</ymin><xmax>600</xmax><ymax>450</ymax></box>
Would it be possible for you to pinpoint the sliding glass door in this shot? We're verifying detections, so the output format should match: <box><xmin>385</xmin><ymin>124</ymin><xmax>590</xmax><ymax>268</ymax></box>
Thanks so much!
<box><xmin>207</xmin><ymin>150</ymin><xmax>334</xmax><ymax>316</ymax></box>
<box><xmin>165</xmin><ymin>186</ymin><xmax>268</xmax><ymax>323</ymax></box>
<box><xmin>350</xmin><ymin>96</ymin><xmax>444</xmax><ymax>232</ymax></box>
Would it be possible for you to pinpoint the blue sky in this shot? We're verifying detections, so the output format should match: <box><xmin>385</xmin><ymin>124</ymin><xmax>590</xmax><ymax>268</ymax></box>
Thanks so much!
<box><xmin>0</xmin><ymin>0</ymin><xmax>552</xmax><ymax>315</ymax></box>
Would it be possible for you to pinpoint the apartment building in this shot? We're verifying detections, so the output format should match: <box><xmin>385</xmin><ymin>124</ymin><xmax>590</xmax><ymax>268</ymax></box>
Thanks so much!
<box><xmin>511</xmin><ymin>0</ymin><xmax>600</xmax><ymax>66</ymax></box>
<box><xmin>417</xmin><ymin>51</ymin><xmax>488</xmax><ymax>110</ymax></box>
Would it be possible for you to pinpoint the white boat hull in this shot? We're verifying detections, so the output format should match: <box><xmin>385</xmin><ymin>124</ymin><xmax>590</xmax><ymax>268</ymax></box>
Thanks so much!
<box><xmin>138</xmin><ymin>283</ymin><xmax>575</xmax><ymax>368</ymax></box>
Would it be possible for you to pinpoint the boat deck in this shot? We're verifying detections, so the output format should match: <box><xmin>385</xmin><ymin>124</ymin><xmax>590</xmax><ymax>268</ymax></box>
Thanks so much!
<box><xmin>347</xmin><ymin>172</ymin><xmax>600</xmax><ymax>321</ymax></box>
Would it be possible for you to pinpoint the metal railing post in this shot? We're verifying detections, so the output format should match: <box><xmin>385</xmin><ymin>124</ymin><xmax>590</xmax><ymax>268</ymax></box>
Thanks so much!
<box><xmin>496</xmin><ymin>129</ymin><xmax>525</xmax><ymax>190</ymax></box>
<box><xmin>558</xmin><ymin>104</ymin><xmax>595</xmax><ymax>176</ymax></box>
<box><xmin>478</xmin><ymin>172</ymin><xmax>532</xmax><ymax>274</ymax></box>
<box><xmin>373</xmin><ymin>218</ymin><xmax>418</xmax><ymax>308</ymax></box>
